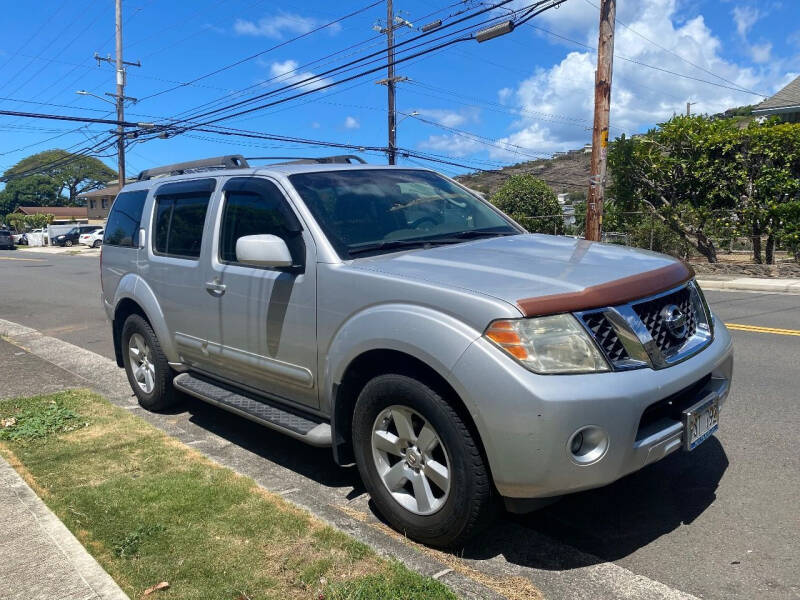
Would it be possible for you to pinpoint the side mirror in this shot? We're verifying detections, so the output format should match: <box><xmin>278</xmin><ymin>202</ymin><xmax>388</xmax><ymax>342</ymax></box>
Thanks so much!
<box><xmin>235</xmin><ymin>234</ymin><xmax>293</xmax><ymax>268</ymax></box>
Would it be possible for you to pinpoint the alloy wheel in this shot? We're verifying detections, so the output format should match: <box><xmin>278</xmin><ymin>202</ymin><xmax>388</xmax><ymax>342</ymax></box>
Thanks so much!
<box><xmin>128</xmin><ymin>333</ymin><xmax>155</xmax><ymax>394</ymax></box>
<box><xmin>371</xmin><ymin>405</ymin><xmax>451</xmax><ymax>515</ymax></box>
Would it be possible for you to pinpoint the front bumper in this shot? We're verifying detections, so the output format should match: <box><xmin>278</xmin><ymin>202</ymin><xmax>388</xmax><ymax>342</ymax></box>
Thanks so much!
<box><xmin>450</xmin><ymin>316</ymin><xmax>733</xmax><ymax>499</ymax></box>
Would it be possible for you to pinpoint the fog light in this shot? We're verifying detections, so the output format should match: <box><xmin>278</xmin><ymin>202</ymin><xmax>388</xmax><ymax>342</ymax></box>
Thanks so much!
<box><xmin>567</xmin><ymin>426</ymin><xmax>609</xmax><ymax>465</ymax></box>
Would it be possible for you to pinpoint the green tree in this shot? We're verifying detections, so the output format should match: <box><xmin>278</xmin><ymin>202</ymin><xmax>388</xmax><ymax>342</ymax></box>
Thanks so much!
<box><xmin>490</xmin><ymin>175</ymin><xmax>564</xmax><ymax>234</ymax></box>
<box><xmin>3</xmin><ymin>149</ymin><xmax>116</xmax><ymax>203</ymax></box>
<box><xmin>0</xmin><ymin>174</ymin><xmax>64</xmax><ymax>215</ymax></box>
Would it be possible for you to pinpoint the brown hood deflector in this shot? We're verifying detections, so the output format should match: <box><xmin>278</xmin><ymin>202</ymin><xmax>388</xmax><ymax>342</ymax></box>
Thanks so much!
<box><xmin>517</xmin><ymin>262</ymin><xmax>695</xmax><ymax>317</ymax></box>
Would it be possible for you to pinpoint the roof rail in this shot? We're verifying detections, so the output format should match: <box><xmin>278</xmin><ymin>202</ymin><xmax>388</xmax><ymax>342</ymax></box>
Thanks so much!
<box><xmin>137</xmin><ymin>155</ymin><xmax>249</xmax><ymax>181</ymax></box>
<box><xmin>245</xmin><ymin>155</ymin><xmax>367</xmax><ymax>166</ymax></box>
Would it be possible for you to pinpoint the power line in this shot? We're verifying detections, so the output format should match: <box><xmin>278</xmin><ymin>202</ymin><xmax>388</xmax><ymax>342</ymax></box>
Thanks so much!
<box><xmin>524</xmin><ymin>22</ymin><xmax>767</xmax><ymax>97</ymax></box>
<box><xmin>581</xmin><ymin>0</ymin><xmax>767</xmax><ymax>98</ymax></box>
<box><xmin>137</xmin><ymin>0</ymin><xmax>384</xmax><ymax>102</ymax></box>
<box><xmin>145</xmin><ymin>0</ymin><xmax>556</xmax><ymax>135</ymax></box>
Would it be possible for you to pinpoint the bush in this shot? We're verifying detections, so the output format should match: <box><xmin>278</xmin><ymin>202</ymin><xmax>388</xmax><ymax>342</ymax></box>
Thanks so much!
<box><xmin>490</xmin><ymin>175</ymin><xmax>564</xmax><ymax>234</ymax></box>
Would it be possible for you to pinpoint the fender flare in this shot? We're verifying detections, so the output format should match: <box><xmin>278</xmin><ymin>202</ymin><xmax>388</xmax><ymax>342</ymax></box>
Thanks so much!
<box><xmin>112</xmin><ymin>273</ymin><xmax>179</xmax><ymax>363</ymax></box>
<box><xmin>324</xmin><ymin>303</ymin><xmax>487</xmax><ymax>463</ymax></box>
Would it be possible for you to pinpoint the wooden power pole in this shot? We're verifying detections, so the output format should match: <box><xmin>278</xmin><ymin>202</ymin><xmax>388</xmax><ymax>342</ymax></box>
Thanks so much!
<box><xmin>94</xmin><ymin>0</ymin><xmax>140</xmax><ymax>188</ymax></box>
<box><xmin>115</xmin><ymin>0</ymin><xmax>126</xmax><ymax>187</ymax></box>
<box><xmin>386</xmin><ymin>0</ymin><xmax>397</xmax><ymax>165</ymax></box>
<box><xmin>376</xmin><ymin>0</ymin><xmax>411</xmax><ymax>165</ymax></box>
<box><xmin>585</xmin><ymin>0</ymin><xmax>616</xmax><ymax>242</ymax></box>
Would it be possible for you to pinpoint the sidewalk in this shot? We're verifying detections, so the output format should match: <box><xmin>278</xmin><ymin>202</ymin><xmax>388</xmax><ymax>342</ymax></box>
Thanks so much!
<box><xmin>696</xmin><ymin>276</ymin><xmax>800</xmax><ymax>294</ymax></box>
<box><xmin>0</xmin><ymin>340</ymin><xmax>129</xmax><ymax>600</ymax></box>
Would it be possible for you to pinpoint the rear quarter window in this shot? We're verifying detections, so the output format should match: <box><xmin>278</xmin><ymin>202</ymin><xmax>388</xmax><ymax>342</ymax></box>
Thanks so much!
<box><xmin>105</xmin><ymin>190</ymin><xmax>148</xmax><ymax>247</ymax></box>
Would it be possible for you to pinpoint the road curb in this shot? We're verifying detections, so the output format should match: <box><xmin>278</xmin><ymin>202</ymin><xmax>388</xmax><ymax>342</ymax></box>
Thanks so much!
<box><xmin>0</xmin><ymin>318</ymin><xmax>701</xmax><ymax>600</ymax></box>
<box><xmin>696</xmin><ymin>278</ymin><xmax>800</xmax><ymax>294</ymax></box>
<box><xmin>0</xmin><ymin>455</ymin><xmax>131</xmax><ymax>600</ymax></box>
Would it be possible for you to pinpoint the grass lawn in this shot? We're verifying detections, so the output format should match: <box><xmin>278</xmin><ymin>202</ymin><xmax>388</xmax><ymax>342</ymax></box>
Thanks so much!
<box><xmin>0</xmin><ymin>390</ymin><xmax>456</xmax><ymax>600</ymax></box>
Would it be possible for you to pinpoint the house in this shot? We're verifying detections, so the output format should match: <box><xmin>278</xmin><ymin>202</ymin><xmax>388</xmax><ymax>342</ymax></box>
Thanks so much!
<box><xmin>752</xmin><ymin>75</ymin><xmax>800</xmax><ymax>122</ymax></box>
<box><xmin>78</xmin><ymin>184</ymin><xmax>121</xmax><ymax>222</ymax></box>
<box><xmin>14</xmin><ymin>206</ymin><xmax>89</xmax><ymax>225</ymax></box>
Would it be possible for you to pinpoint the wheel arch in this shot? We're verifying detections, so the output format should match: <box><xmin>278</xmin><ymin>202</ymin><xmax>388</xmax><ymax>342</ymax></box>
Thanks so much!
<box><xmin>331</xmin><ymin>348</ymin><xmax>493</xmax><ymax>483</ymax></box>
<box><xmin>111</xmin><ymin>275</ymin><xmax>178</xmax><ymax>367</ymax></box>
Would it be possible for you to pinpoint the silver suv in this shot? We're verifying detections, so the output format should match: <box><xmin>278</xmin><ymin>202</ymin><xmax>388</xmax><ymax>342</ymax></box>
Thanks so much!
<box><xmin>102</xmin><ymin>155</ymin><xmax>733</xmax><ymax>547</ymax></box>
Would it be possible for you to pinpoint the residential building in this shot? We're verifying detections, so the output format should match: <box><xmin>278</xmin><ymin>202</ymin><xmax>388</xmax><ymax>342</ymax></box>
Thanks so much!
<box><xmin>752</xmin><ymin>75</ymin><xmax>800</xmax><ymax>122</ymax></box>
<box><xmin>78</xmin><ymin>184</ymin><xmax>121</xmax><ymax>222</ymax></box>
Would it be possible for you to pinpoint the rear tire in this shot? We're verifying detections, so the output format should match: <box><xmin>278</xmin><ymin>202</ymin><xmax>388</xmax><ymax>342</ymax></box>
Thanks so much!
<box><xmin>121</xmin><ymin>314</ymin><xmax>178</xmax><ymax>411</ymax></box>
<box><xmin>352</xmin><ymin>373</ymin><xmax>495</xmax><ymax>548</ymax></box>
<box><xmin>64</xmin><ymin>240</ymin><xmax>73</xmax><ymax>247</ymax></box>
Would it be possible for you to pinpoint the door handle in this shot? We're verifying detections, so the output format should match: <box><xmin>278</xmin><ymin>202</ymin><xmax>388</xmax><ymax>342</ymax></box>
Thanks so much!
<box><xmin>205</xmin><ymin>280</ymin><xmax>226</xmax><ymax>296</ymax></box>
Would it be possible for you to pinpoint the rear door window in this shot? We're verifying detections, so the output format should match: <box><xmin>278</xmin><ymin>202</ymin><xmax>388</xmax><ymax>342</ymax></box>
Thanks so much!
<box><xmin>105</xmin><ymin>190</ymin><xmax>148</xmax><ymax>247</ymax></box>
<box><xmin>152</xmin><ymin>179</ymin><xmax>215</xmax><ymax>259</ymax></box>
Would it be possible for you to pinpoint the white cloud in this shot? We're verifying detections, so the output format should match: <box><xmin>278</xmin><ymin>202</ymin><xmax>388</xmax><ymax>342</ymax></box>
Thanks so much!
<box><xmin>415</xmin><ymin>107</ymin><xmax>478</xmax><ymax>128</ymax></box>
<box><xmin>490</xmin><ymin>0</ymin><xmax>780</xmax><ymax>159</ymax></box>
<box><xmin>749</xmin><ymin>42</ymin><xmax>772</xmax><ymax>64</ymax></box>
<box><xmin>234</xmin><ymin>12</ymin><xmax>341</xmax><ymax>38</ymax></box>
<box><xmin>731</xmin><ymin>5</ymin><xmax>771</xmax><ymax>62</ymax></box>
<box><xmin>732</xmin><ymin>6</ymin><xmax>760</xmax><ymax>38</ymax></box>
<box><xmin>419</xmin><ymin>134</ymin><xmax>482</xmax><ymax>157</ymax></box>
<box><xmin>266</xmin><ymin>59</ymin><xmax>333</xmax><ymax>91</ymax></box>
<box><xmin>344</xmin><ymin>116</ymin><xmax>360</xmax><ymax>129</ymax></box>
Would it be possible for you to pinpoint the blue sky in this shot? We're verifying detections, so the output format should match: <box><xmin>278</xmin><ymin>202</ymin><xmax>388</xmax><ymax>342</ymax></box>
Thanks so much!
<box><xmin>0</xmin><ymin>0</ymin><xmax>798</xmax><ymax>180</ymax></box>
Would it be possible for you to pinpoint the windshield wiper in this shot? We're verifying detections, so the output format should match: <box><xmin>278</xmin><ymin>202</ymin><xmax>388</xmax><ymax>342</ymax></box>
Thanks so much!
<box><xmin>348</xmin><ymin>239</ymin><xmax>448</xmax><ymax>256</ymax></box>
<box><xmin>439</xmin><ymin>229</ymin><xmax>520</xmax><ymax>240</ymax></box>
<box><xmin>348</xmin><ymin>230</ymin><xmax>519</xmax><ymax>257</ymax></box>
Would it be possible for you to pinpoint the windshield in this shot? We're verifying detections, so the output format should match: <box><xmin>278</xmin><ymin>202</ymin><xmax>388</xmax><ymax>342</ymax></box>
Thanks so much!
<box><xmin>288</xmin><ymin>169</ymin><xmax>519</xmax><ymax>258</ymax></box>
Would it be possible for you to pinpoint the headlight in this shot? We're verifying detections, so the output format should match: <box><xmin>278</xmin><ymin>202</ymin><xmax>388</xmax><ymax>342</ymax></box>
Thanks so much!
<box><xmin>484</xmin><ymin>314</ymin><xmax>610</xmax><ymax>374</ymax></box>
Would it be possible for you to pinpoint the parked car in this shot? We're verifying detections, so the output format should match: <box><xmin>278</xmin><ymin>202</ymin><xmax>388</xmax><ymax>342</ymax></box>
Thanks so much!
<box><xmin>10</xmin><ymin>232</ymin><xmax>24</xmax><ymax>244</ymax></box>
<box><xmin>102</xmin><ymin>155</ymin><xmax>733</xmax><ymax>548</ymax></box>
<box><xmin>55</xmin><ymin>225</ymin><xmax>102</xmax><ymax>247</ymax></box>
<box><xmin>79</xmin><ymin>228</ymin><xmax>104</xmax><ymax>248</ymax></box>
<box><xmin>0</xmin><ymin>229</ymin><xmax>14</xmax><ymax>250</ymax></box>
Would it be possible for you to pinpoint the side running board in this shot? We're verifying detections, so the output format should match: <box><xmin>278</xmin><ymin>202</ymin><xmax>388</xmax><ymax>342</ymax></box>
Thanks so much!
<box><xmin>173</xmin><ymin>372</ymin><xmax>331</xmax><ymax>447</ymax></box>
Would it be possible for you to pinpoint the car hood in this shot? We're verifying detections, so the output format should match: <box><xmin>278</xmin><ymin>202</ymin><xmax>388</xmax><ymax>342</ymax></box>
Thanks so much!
<box><xmin>349</xmin><ymin>234</ymin><xmax>692</xmax><ymax>316</ymax></box>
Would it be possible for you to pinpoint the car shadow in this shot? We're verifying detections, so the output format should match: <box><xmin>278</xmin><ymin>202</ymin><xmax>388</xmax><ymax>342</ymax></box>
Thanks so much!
<box><xmin>165</xmin><ymin>394</ymin><xmax>727</xmax><ymax>571</ymax></box>
<box><xmin>175</xmin><ymin>395</ymin><xmax>360</xmax><ymax>490</ymax></box>
<box><xmin>460</xmin><ymin>437</ymin><xmax>729</xmax><ymax>569</ymax></box>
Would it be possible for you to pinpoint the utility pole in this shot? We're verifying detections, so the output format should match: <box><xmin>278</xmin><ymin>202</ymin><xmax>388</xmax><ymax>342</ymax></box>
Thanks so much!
<box><xmin>585</xmin><ymin>0</ymin><xmax>616</xmax><ymax>242</ymax></box>
<box><xmin>386</xmin><ymin>0</ymin><xmax>396</xmax><ymax>165</ymax></box>
<box><xmin>93</xmin><ymin>0</ymin><xmax>140</xmax><ymax>189</ymax></box>
<box><xmin>686</xmin><ymin>101</ymin><xmax>697</xmax><ymax>116</ymax></box>
<box><xmin>376</xmin><ymin>1</ymin><xmax>411</xmax><ymax>165</ymax></box>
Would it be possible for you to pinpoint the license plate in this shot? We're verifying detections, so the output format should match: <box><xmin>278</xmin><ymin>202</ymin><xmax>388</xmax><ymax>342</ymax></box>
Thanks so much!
<box><xmin>682</xmin><ymin>393</ymin><xmax>719</xmax><ymax>451</ymax></box>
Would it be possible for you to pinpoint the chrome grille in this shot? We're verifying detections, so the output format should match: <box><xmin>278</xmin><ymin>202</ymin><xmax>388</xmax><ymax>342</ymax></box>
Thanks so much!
<box><xmin>574</xmin><ymin>280</ymin><xmax>713</xmax><ymax>371</ymax></box>
<box><xmin>581</xmin><ymin>312</ymin><xmax>629</xmax><ymax>362</ymax></box>
<box><xmin>632</xmin><ymin>287</ymin><xmax>697</xmax><ymax>357</ymax></box>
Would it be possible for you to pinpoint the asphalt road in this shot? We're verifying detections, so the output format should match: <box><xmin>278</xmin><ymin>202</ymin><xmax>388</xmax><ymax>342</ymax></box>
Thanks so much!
<box><xmin>1</xmin><ymin>249</ymin><xmax>799</xmax><ymax>600</ymax></box>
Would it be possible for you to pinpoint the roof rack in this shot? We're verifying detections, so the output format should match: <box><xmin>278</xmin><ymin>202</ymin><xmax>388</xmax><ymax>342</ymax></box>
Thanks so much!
<box><xmin>137</xmin><ymin>155</ymin><xmax>249</xmax><ymax>181</ymax></box>
<box><xmin>245</xmin><ymin>155</ymin><xmax>367</xmax><ymax>166</ymax></box>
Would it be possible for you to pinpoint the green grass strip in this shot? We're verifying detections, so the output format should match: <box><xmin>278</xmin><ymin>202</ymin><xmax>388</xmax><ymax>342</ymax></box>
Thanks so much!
<box><xmin>0</xmin><ymin>390</ymin><xmax>456</xmax><ymax>600</ymax></box>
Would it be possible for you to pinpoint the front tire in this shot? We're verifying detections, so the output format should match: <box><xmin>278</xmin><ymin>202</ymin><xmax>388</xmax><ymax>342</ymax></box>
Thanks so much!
<box><xmin>121</xmin><ymin>314</ymin><xmax>178</xmax><ymax>411</ymax></box>
<box><xmin>352</xmin><ymin>374</ymin><xmax>495</xmax><ymax>548</ymax></box>
<box><xmin>93</xmin><ymin>240</ymin><xmax>101</xmax><ymax>248</ymax></box>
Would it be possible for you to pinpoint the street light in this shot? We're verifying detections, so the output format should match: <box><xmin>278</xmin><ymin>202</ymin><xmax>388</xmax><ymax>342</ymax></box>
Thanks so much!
<box><xmin>76</xmin><ymin>90</ymin><xmax>115</xmax><ymax>105</ymax></box>
<box><xmin>392</xmin><ymin>110</ymin><xmax>419</xmax><ymax>133</ymax></box>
